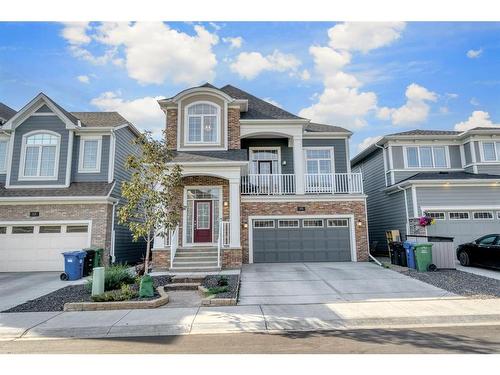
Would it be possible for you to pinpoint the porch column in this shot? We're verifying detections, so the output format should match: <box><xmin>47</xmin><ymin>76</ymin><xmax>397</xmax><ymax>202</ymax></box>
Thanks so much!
<box><xmin>293</xmin><ymin>135</ymin><xmax>305</xmax><ymax>194</ymax></box>
<box><xmin>229</xmin><ymin>178</ymin><xmax>241</xmax><ymax>248</ymax></box>
<box><xmin>153</xmin><ymin>231</ymin><xmax>165</xmax><ymax>249</ymax></box>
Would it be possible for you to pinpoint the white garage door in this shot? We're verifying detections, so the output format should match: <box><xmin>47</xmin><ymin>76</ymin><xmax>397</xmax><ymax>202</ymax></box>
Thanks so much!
<box><xmin>0</xmin><ymin>222</ymin><xmax>91</xmax><ymax>272</ymax></box>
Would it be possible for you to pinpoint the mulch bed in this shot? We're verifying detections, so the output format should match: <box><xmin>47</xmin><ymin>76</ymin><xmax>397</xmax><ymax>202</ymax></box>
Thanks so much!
<box><xmin>201</xmin><ymin>275</ymin><xmax>239</xmax><ymax>299</ymax></box>
<box><xmin>2</xmin><ymin>275</ymin><xmax>172</xmax><ymax>313</ymax></box>
<box><xmin>397</xmin><ymin>268</ymin><xmax>500</xmax><ymax>299</ymax></box>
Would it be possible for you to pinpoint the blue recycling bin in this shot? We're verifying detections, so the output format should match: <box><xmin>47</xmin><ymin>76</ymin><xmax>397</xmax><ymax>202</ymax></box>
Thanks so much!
<box><xmin>403</xmin><ymin>241</ymin><xmax>417</xmax><ymax>269</ymax></box>
<box><xmin>60</xmin><ymin>250</ymin><xmax>86</xmax><ymax>281</ymax></box>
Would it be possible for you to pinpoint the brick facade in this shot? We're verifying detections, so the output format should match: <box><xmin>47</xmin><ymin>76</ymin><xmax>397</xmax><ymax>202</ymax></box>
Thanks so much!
<box><xmin>152</xmin><ymin>248</ymin><xmax>171</xmax><ymax>270</ymax></box>
<box><xmin>240</xmin><ymin>200</ymin><xmax>369</xmax><ymax>264</ymax></box>
<box><xmin>222</xmin><ymin>248</ymin><xmax>242</xmax><ymax>269</ymax></box>
<box><xmin>227</xmin><ymin>107</ymin><xmax>241</xmax><ymax>149</ymax></box>
<box><xmin>0</xmin><ymin>203</ymin><xmax>114</xmax><ymax>264</ymax></box>
<box><xmin>166</xmin><ymin>108</ymin><xmax>178</xmax><ymax>150</ymax></box>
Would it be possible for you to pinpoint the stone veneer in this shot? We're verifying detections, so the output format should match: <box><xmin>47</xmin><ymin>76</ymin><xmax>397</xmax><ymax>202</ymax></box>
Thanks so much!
<box><xmin>0</xmin><ymin>203</ymin><xmax>114</xmax><ymax>264</ymax></box>
<box><xmin>240</xmin><ymin>200</ymin><xmax>369</xmax><ymax>264</ymax></box>
<box><xmin>227</xmin><ymin>107</ymin><xmax>241</xmax><ymax>149</ymax></box>
<box><xmin>166</xmin><ymin>108</ymin><xmax>178</xmax><ymax>150</ymax></box>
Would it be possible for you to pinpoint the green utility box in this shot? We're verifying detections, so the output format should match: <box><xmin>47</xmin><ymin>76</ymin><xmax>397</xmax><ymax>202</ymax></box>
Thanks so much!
<box><xmin>414</xmin><ymin>243</ymin><xmax>433</xmax><ymax>272</ymax></box>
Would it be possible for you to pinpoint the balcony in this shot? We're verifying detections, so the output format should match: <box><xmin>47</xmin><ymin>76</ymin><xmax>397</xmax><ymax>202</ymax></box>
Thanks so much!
<box><xmin>241</xmin><ymin>173</ymin><xmax>363</xmax><ymax>195</ymax></box>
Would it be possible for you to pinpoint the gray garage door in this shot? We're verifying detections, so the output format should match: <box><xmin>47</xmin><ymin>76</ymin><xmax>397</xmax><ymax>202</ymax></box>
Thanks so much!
<box><xmin>252</xmin><ymin>218</ymin><xmax>351</xmax><ymax>263</ymax></box>
<box><xmin>426</xmin><ymin>210</ymin><xmax>500</xmax><ymax>247</ymax></box>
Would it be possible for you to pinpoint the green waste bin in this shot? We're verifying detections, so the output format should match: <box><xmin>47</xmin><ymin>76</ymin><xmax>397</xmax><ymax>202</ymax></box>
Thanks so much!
<box><xmin>414</xmin><ymin>243</ymin><xmax>433</xmax><ymax>272</ymax></box>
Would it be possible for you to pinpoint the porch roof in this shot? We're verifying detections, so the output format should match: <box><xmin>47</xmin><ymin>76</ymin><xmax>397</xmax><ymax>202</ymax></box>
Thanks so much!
<box><xmin>170</xmin><ymin>150</ymin><xmax>248</xmax><ymax>163</ymax></box>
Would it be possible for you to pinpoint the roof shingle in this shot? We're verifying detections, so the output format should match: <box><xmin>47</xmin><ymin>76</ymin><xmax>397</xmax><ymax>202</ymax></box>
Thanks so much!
<box><xmin>0</xmin><ymin>182</ymin><xmax>114</xmax><ymax>198</ymax></box>
<box><xmin>0</xmin><ymin>102</ymin><xmax>17</xmax><ymax>122</ymax></box>
<box><xmin>170</xmin><ymin>150</ymin><xmax>248</xmax><ymax>163</ymax></box>
<box><xmin>71</xmin><ymin>112</ymin><xmax>131</xmax><ymax>127</ymax></box>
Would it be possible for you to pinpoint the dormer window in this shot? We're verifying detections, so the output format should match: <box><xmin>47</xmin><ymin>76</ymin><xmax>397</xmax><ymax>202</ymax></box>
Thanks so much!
<box><xmin>186</xmin><ymin>102</ymin><xmax>219</xmax><ymax>144</ymax></box>
<box><xmin>20</xmin><ymin>132</ymin><xmax>60</xmax><ymax>180</ymax></box>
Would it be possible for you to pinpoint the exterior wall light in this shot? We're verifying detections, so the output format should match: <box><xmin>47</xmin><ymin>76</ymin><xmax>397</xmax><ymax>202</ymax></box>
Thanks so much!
<box><xmin>243</xmin><ymin>223</ymin><xmax>248</xmax><ymax>228</ymax></box>
<box><xmin>357</xmin><ymin>220</ymin><xmax>363</xmax><ymax>227</ymax></box>
<box><xmin>224</xmin><ymin>201</ymin><xmax>229</xmax><ymax>207</ymax></box>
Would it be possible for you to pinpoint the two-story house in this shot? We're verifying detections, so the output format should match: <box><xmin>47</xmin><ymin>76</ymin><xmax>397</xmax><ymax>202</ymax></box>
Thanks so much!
<box><xmin>152</xmin><ymin>83</ymin><xmax>369</xmax><ymax>271</ymax></box>
<box><xmin>0</xmin><ymin>93</ymin><xmax>146</xmax><ymax>272</ymax></box>
<box><xmin>351</xmin><ymin>128</ymin><xmax>500</xmax><ymax>252</ymax></box>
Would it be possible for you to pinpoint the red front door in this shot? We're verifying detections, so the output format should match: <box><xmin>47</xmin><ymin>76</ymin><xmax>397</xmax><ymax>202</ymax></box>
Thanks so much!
<box><xmin>194</xmin><ymin>200</ymin><xmax>212</xmax><ymax>243</ymax></box>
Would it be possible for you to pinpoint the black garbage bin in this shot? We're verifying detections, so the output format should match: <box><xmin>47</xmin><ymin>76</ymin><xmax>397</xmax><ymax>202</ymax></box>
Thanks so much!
<box><xmin>389</xmin><ymin>241</ymin><xmax>407</xmax><ymax>266</ymax></box>
<box><xmin>82</xmin><ymin>249</ymin><xmax>96</xmax><ymax>277</ymax></box>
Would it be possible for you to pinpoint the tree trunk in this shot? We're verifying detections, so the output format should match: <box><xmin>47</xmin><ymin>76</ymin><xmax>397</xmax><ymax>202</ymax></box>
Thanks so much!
<box><xmin>144</xmin><ymin>233</ymin><xmax>151</xmax><ymax>275</ymax></box>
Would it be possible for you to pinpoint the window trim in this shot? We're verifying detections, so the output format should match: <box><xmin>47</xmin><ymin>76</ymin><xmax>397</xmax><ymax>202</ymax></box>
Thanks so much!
<box><xmin>303</xmin><ymin>147</ymin><xmax>335</xmax><ymax>175</ymax></box>
<box><xmin>277</xmin><ymin>219</ymin><xmax>300</xmax><ymax>228</ymax></box>
<box><xmin>327</xmin><ymin>219</ymin><xmax>349</xmax><ymax>227</ymax></box>
<box><xmin>426</xmin><ymin>212</ymin><xmax>446</xmax><ymax>220</ymax></box>
<box><xmin>18</xmin><ymin>130</ymin><xmax>60</xmax><ymax>181</ymax></box>
<box><xmin>448</xmin><ymin>212</ymin><xmax>470</xmax><ymax>220</ymax></box>
<box><xmin>403</xmin><ymin>145</ymin><xmax>450</xmax><ymax>169</ymax></box>
<box><xmin>302</xmin><ymin>219</ymin><xmax>324</xmax><ymax>228</ymax></box>
<box><xmin>253</xmin><ymin>219</ymin><xmax>275</xmax><ymax>229</ymax></box>
<box><xmin>184</xmin><ymin>101</ymin><xmax>221</xmax><ymax>145</ymax></box>
<box><xmin>0</xmin><ymin>138</ymin><xmax>9</xmax><ymax>173</ymax></box>
<box><xmin>472</xmin><ymin>211</ymin><xmax>494</xmax><ymax>220</ymax></box>
<box><xmin>480</xmin><ymin>141</ymin><xmax>500</xmax><ymax>163</ymax></box>
<box><xmin>78</xmin><ymin>135</ymin><xmax>102</xmax><ymax>173</ymax></box>
<box><xmin>249</xmin><ymin>147</ymin><xmax>282</xmax><ymax>175</ymax></box>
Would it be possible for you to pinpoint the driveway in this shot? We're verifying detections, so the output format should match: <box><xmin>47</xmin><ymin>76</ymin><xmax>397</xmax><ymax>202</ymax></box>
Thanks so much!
<box><xmin>0</xmin><ymin>273</ymin><xmax>86</xmax><ymax>311</ymax></box>
<box><xmin>239</xmin><ymin>262</ymin><xmax>454</xmax><ymax>305</ymax></box>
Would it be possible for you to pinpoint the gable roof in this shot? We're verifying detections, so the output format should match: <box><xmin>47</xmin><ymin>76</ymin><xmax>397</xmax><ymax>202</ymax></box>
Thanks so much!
<box><xmin>0</xmin><ymin>102</ymin><xmax>16</xmax><ymax>122</ymax></box>
<box><xmin>398</xmin><ymin>171</ymin><xmax>500</xmax><ymax>183</ymax></box>
<box><xmin>71</xmin><ymin>112</ymin><xmax>131</xmax><ymax>128</ymax></box>
<box><xmin>219</xmin><ymin>85</ymin><xmax>304</xmax><ymax>120</ymax></box>
<box><xmin>305</xmin><ymin>122</ymin><xmax>351</xmax><ymax>134</ymax></box>
<box><xmin>387</xmin><ymin>129</ymin><xmax>461</xmax><ymax>136</ymax></box>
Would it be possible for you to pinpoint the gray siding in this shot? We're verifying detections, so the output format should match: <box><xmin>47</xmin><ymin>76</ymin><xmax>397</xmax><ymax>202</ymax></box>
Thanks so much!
<box><xmin>416</xmin><ymin>186</ymin><xmax>500</xmax><ymax>213</ymax></box>
<box><xmin>392</xmin><ymin>146</ymin><xmax>404</xmax><ymax>169</ymax></box>
<box><xmin>355</xmin><ymin>149</ymin><xmax>408</xmax><ymax>251</ymax></box>
<box><xmin>394</xmin><ymin>171</ymin><xmax>419</xmax><ymax>184</ymax></box>
<box><xmin>112</xmin><ymin>127</ymin><xmax>146</xmax><ymax>264</ymax></box>
<box><xmin>406</xmin><ymin>188</ymin><xmax>414</xmax><ymax>217</ymax></box>
<box><xmin>449</xmin><ymin>145</ymin><xmax>462</xmax><ymax>168</ymax></box>
<box><xmin>302</xmin><ymin>138</ymin><xmax>348</xmax><ymax>173</ymax></box>
<box><xmin>9</xmin><ymin>115</ymin><xmax>69</xmax><ymax>186</ymax></box>
<box><xmin>241</xmin><ymin>139</ymin><xmax>294</xmax><ymax>174</ymax></box>
<box><xmin>0</xmin><ymin>174</ymin><xmax>5</xmax><ymax>184</ymax></box>
<box><xmin>477</xmin><ymin>164</ymin><xmax>500</xmax><ymax>175</ymax></box>
<box><xmin>71</xmin><ymin>135</ymin><xmax>110</xmax><ymax>182</ymax></box>
<box><xmin>464</xmin><ymin>142</ymin><xmax>472</xmax><ymax>165</ymax></box>
<box><xmin>35</xmin><ymin>104</ymin><xmax>52</xmax><ymax>113</ymax></box>
<box><xmin>474</xmin><ymin>141</ymin><xmax>481</xmax><ymax>162</ymax></box>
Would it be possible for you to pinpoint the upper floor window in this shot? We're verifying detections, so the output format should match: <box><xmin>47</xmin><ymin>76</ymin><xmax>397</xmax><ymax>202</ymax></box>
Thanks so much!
<box><xmin>0</xmin><ymin>139</ymin><xmax>8</xmax><ymax>173</ymax></box>
<box><xmin>78</xmin><ymin>136</ymin><xmax>102</xmax><ymax>173</ymax></box>
<box><xmin>21</xmin><ymin>132</ymin><xmax>60</xmax><ymax>179</ymax></box>
<box><xmin>305</xmin><ymin>148</ymin><xmax>333</xmax><ymax>174</ymax></box>
<box><xmin>186</xmin><ymin>103</ymin><xmax>219</xmax><ymax>144</ymax></box>
<box><xmin>481</xmin><ymin>141</ymin><xmax>500</xmax><ymax>162</ymax></box>
<box><xmin>405</xmin><ymin>146</ymin><xmax>448</xmax><ymax>168</ymax></box>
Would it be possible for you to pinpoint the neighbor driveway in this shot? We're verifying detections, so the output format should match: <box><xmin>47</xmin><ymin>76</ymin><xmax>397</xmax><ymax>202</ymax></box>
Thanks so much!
<box><xmin>239</xmin><ymin>262</ymin><xmax>454</xmax><ymax>305</ymax></box>
<box><xmin>0</xmin><ymin>273</ymin><xmax>86</xmax><ymax>312</ymax></box>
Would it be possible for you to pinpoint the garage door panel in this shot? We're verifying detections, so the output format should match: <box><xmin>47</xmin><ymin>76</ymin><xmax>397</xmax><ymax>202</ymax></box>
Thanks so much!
<box><xmin>253</xmin><ymin>219</ymin><xmax>352</xmax><ymax>263</ymax></box>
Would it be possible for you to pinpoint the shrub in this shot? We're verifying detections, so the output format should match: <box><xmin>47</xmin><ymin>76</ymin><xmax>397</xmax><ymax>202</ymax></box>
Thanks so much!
<box><xmin>86</xmin><ymin>264</ymin><xmax>136</xmax><ymax>292</ymax></box>
<box><xmin>217</xmin><ymin>275</ymin><xmax>229</xmax><ymax>287</ymax></box>
<box><xmin>206</xmin><ymin>286</ymin><xmax>229</xmax><ymax>295</ymax></box>
<box><xmin>91</xmin><ymin>284</ymin><xmax>138</xmax><ymax>302</ymax></box>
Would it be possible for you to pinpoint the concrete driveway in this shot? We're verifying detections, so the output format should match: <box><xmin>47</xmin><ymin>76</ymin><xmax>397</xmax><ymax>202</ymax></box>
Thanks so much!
<box><xmin>0</xmin><ymin>273</ymin><xmax>86</xmax><ymax>312</ymax></box>
<box><xmin>239</xmin><ymin>262</ymin><xmax>454</xmax><ymax>305</ymax></box>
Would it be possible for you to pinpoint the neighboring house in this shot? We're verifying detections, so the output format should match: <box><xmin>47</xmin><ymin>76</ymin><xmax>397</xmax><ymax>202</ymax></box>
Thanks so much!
<box><xmin>152</xmin><ymin>83</ymin><xmax>369</xmax><ymax>271</ymax></box>
<box><xmin>351</xmin><ymin>129</ymin><xmax>500</xmax><ymax>252</ymax></box>
<box><xmin>0</xmin><ymin>94</ymin><xmax>146</xmax><ymax>272</ymax></box>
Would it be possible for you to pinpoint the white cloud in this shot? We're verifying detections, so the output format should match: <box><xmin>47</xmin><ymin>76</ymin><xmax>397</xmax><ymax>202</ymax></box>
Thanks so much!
<box><xmin>328</xmin><ymin>22</ymin><xmax>406</xmax><ymax>53</ymax></box>
<box><xmin>61</xmin><ymin>22</ymin><xmax>219</xmax><ymax>85</ymax></box>
<box><xmin>61</xmin><ymin>22</ymin><xmax>91</xmax><ymax>45</ymax></box>
<box><xmin>299</xmin><ymin>23</ymin><xmax>405</xmax><ymax>130</ymax></box>
<box><xmin>466</xmin><ymin>48</ymin><xmax>482</xmax><ymax>59</ymax></box>
<box><xmin>357</xmin><ymin>136</ymin><xmax>383</xmax><ymax>153</ymax></box>
<box><xmin>454</xmin><ymin>111</ymin><xmax>500</xmax><ymax>131</ymax></box>
<box><xmin>230</xmin><ymin>50</ymin><xmax>301</xmax><ymax>80</ymax></box>
<box><xmin>300</xmin><ymin>69</ymin><xmax>311</xmax><ymax>80</ymax></box>
<box><xmin>446</xmin><ymin>93</ymin><xmax>459</xmax><ymax>99</ymax></box>
<box><xmin>77</xmin><ymin>75</ymin><xmax>90</xmax><ymax>84</ymax></box>
<box><xmin>90</xmin><ymin>91</ymin><xmax>165</xmax><ymax>135</ymax></box>
<box><xmin>439</xmin><ymin>106</ymin><xmax>449</xmax><ymax>114</ymax></box>
<box><xmin>263</xmin><ymin>98</ymin><xmax>282</xmax><ymax>108</ymax></box>
<box><xmin>470</xmin><ymin>97</ymin><xmax>480</xmax><ymax>106</ymax></box>
<box><xmin>222</xmin><ymin>36</ymin><xmax>243</xmax><ymax>49</ymax></box>
<box><xmin>377</xmin><ymin>83</ymin><xmax>437</xmax><ymax>125</ymax></box>
<box><xmin>209</xmin><ymin>22</ymin><xmax>222</xmax><ymax>31</ymax></box>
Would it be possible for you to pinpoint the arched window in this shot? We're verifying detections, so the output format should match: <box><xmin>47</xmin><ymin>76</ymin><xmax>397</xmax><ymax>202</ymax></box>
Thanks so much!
<box><xmin>186</xmin><ymin>102</ymin><xmax>219</xmax><ymax>144</ymax></box>
<box><xmin>21</xmin><ymin>132</ymin><xmax>60</xmax><ymax>178</ymax></box>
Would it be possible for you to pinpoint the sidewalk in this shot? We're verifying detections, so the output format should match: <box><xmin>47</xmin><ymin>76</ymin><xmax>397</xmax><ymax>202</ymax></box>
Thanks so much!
<box><xmin>1</xmin><ymin>297</ymin><xmax>499</xmax><ymax>341</ymax></box>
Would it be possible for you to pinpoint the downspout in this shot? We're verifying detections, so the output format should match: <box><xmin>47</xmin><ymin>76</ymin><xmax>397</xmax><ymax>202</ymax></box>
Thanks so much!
<box><xmin>397</xmin><ymin>185</ymin><xmax>410</xmax><ymax>239</ymax></box>
<box><xmin>110</xmin><ymin>201</ymin><xmax>117</xmax><ymax>264</ymax></box>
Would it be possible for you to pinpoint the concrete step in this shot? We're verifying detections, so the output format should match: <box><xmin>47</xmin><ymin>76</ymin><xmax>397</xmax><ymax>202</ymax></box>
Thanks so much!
<box><xmin>172</xmin><ymin>261</ymin><xmax>219</xmax><ymax>268</ymax></box>
<box><xmin>164</xmin><ymin>282</ymin><xmax>201</xmax><ymax>291</ymax></box>
<box><xmin>170</xmin><ymin>266</ymin><xmax>220</xmax><ymax>272</ymax></box>
<box><xmin>174</xmin><ymin>253</ymin><xmax>218</xmax><ymax>258</ymax></box>
<box><xmin>176</xmin><ymin>247</ymin><xmax>217</xmax><ymax>252</ymax></box>
<box><xmin>172</xmin><ymin>276</ymin><xmax>205</xmax><ymax>283</ymax></box>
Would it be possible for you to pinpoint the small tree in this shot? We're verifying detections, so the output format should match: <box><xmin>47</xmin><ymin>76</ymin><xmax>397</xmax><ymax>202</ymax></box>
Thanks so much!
<box><xmin>118</xmin><ymin>130</ymin><xmax>183</xmax><ymax>275</ymax></box>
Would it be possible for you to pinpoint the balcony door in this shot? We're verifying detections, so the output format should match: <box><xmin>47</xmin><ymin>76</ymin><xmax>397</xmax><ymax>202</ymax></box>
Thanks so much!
<box><xmin>249</xmin><ymin>148</ymin><xmax>281</xmax><ymax>193</ymax></box>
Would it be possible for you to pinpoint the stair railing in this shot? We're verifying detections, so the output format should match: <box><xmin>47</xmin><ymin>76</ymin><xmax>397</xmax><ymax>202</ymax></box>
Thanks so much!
<box><xmin>170</xmin><ymin>226</ymin><xmax>179</xmax><ymax>268</ymax></box>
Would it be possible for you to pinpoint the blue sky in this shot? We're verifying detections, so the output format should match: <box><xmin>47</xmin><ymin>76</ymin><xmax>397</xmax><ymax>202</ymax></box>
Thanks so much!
<box><xmin>1</xmin><ymin>21</ymin><xmax>499</xmax><ymax>153</ymax></box>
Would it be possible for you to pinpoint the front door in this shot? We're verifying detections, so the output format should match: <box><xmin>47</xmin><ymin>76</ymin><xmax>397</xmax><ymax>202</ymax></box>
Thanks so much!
<box><xmin>194</xmin><ymin>200</ymin><xmax>212</xmax><ymax>243</ymax></box>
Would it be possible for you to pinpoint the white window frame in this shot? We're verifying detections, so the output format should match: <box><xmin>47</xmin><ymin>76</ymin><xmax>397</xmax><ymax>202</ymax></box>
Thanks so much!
<box><xmin>449</xmin><ymin>212</ymin><xmax>470</xmax><ymax>220</ymax></box>
<box><xmin>18</xmin><ymin>130</ymin><xmax>60</xmax><ymax>181</ymax></box>
<box><xmin>472</xmin><ymin>211</ymin><xmax>494</xmax><ymax>220</ymax></box>
<box><xmin>253</xmin><ymin>220</ymin><xmax>275</xmax><ymax>229</ymax></box>
<box><xmin>479</xmin><ymin>141</ymin><xmax>500</xmax><ymax>163</ymax></box>
<box><xmin>278</xmin><ymin>219</ymin><xmax>300</xmax><ymax>228</ymax></box>
<box><xmin>403</xmin><ymin>145</ymin><xmax>450</xmax><ymax>169</ymax></box>
<box><xmin>249</xmin><ymin>147</ymin><xmax>282</xmax><ymax>175</ymax></box>
<box><xmin>303</xmin><ymin>219</ymin><xmax>324</xmax><ymax>228</ymax></box>
<box><xmin>184</xmin><ymin>101</ymin><xmax>221</xmax><ymax>145</ymax></box>
<box><xmin>327</xmin><ymin>219</ymin><xmax>349</xmax><ymax>227</ymax></box>
<box><xmin>78</xmin><ymin>136</ymin><xmax>102</xmax><ymax>173</ymax></box>
<box><xmin>303</xmin><ymin>147</ymin><xmax>335</xmax><ymax>175</ymax></box>
<box><xmin>0</xmin><ymin>138</ymin><xmax>9</xmax><ymax>173</ymax></box>
<box><xmin>427</xmin><ymin>212</ymin><xmax>446</xmax><ymax>220</ymax></box>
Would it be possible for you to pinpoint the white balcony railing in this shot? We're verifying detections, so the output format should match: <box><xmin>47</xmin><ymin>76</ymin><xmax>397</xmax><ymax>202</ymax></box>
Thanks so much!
<box><xmin>241</xmin><ymin>173</ymin><xmax>363</xmax><ymax>195</ymax></box>
<box><xmin>241</xmin><ymin>174</ymin><xmax>296</xmax><ymax>195</ymax></box>
<box><xmin>218</xmin><ymin>220</ymin><xmax>230</xmax><ymax>268</ymax></box>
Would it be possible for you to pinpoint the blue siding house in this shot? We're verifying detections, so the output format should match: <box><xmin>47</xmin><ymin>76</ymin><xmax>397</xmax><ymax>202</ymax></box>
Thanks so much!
<box><xmin>0</xmin><ymin>94</ymin><xmax>146</xmax><ymax>272</ymax></box>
